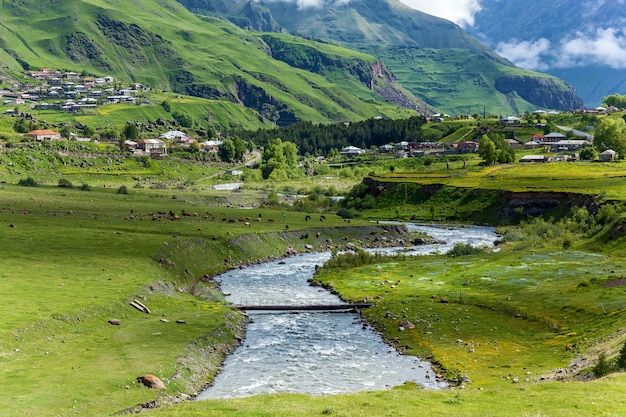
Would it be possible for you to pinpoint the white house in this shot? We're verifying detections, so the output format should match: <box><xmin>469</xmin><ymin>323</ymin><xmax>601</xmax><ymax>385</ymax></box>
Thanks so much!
<box><xmin>340</xmin><ymin>146</ymin><xmax>365</xmax><ymax>156</ymax></box>
<box><xmin>600</xmin><ymin>149</ymin><xmax>617</xmax><ymax>162</ymax></box>
<box><xmin>159</xmin><ymin>130</ymin><xmax>188</xmax><ymax>143</ymax></box>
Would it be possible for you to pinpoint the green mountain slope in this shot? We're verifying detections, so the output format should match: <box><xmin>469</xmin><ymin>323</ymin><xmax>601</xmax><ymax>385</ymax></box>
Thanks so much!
<box><xmin>179</xmin><ymin>0</ymin><xmax>584</xmax><ymax>115</ymax></box>
<box><xmin>0</xmin><ymin>0</ymin><xmax>427</xmax><ymax>128</ymax></box>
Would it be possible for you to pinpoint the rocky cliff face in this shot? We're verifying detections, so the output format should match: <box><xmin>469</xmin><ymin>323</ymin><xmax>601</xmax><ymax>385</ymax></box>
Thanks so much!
<box><xmin>261</xmin><ymin>35</ymin><xmax>432</xmax><ymax>114</ymax></box>
<box><xmin>495</xmin><ymin>75</ymin><xmax>584</xmax><ymax>111</ymax></box>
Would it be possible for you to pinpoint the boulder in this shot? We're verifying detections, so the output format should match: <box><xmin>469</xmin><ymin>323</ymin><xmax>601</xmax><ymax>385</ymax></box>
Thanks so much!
<box><xmin>399</xmin><ymin>320</ymin><xmax>415</xmax><ymax>329</ymax></box>
<box><xmin>137</xmin><ymin>374</ymin><xmax>166</xmax><ymax>389</ymax></box>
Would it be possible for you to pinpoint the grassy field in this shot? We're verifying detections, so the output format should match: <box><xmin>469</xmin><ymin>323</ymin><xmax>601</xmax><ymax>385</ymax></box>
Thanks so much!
<box><xmin>373</xmin><ymin>159</ymin><xmax>626</xmax><ymax>200</ymax></box>
<box><xmin>0</xmin><ymin>181</ymin><xmax>372</xmax><ymax>416</ymax></box>
<box><xmin>5</xmin><ymin>146</ymin><xmax>626</xmax><ymax>416</ymax></box>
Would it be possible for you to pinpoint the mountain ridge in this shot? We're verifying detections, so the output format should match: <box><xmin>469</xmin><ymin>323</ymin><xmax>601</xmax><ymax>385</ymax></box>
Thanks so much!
<box><xmin>179</xmin><ymin>0</ymin><xmax>584</xmax><ymax>114</ymax></box>
<box><xmin>0</xmin><ymin>0</ymin><xmax>427</xmax><ymax>129</ymax></box>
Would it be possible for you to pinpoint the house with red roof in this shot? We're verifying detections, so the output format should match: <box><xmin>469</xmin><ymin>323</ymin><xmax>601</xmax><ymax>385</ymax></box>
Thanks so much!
<box><xmin>26</xmin><ymin>129</ymin><xmax>62</xmax><ymax>141</ymax></box>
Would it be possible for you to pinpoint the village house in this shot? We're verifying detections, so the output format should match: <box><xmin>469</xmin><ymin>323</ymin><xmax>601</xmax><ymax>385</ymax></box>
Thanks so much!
<box><xmin>549</xmin><ymin>140</ymin><xmax>589</xmax><ymax>152</ymax></box>
<box><xmin>137</xmin><ymin>139</ymin><xmax>167</xmax><ymax>156</ymax></box>
<box><xmin>458</xmin><ymin>141</ymin><xmax>478</xmax><ymax>153</ymax></box>
<box><xmin>123</xmin><ymin>140</ymin><xmax>138</xmax><ymax>152</ymax></box>
<box><xmin>201</xmin><ymin>140</ymin><xmax>223</xmax><ymax>152</ymax></box>
<box><xmin>519</xmin><ymin>155</ymin><xmax>551</xmax><ymax>163</ymax></box>
<box><xmin>159</xmin><ymin>130</ymin><xmax>190</xmax><ymax>144</ymax></box>
<box><xmin>340</xmin><ymin>146</ymin><xmax>365</xmax><ymax>156</ymax></box>
<box><xmin>378</xmin><ymin>144</ymin><xmax>394</xmax><ymax>153</ymax></box>
<box><xmin>542</xmin><ymin>132</ymin><xmax>567</xmax><ymax>143</ymax></box>
<box><xmin>506</xmin><ymin>138</ymin><xmax>523</xmax><ymax>149</ymax></box>
<box><xmin>26</xmin><ymin>129</ymin><xmax>62</xmax><ymax>141</ymax></box>
<box><xmin>500</xmin><ymin>116</ymin><xmax>521</xmax><ymax>125</ymax></box>
<box><xmin>599</xmin><ymin>149</ymin><xmax>617</xmax><ymax>162</ymax></box>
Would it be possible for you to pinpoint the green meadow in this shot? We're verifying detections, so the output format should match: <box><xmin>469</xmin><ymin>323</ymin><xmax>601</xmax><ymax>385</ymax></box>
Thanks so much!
<box><xmin>4</xmin><ymin>145</ymin><xmax>626</xmax><ymax>416</ymax></box>
<box><xmin>0</xmin><ymin>181</ymin><xmax>366</xmax><ymax>416</ymax></box>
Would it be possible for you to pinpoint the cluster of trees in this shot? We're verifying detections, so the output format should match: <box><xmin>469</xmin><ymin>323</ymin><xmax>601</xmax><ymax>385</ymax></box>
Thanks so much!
<box><xmin>593</xmin><ymin>117</ymin><xmax>626</xmax><ymax>157</ymax></box>
<box><xmin>228</xmin><ymin>115</ymin><xmax>428</xmax><ymax>156</ymax></box>
<box><xmin>477</xmin><ymin>132</ymin><xmax>515</xmax><ymax>165</ymax></box>
<box><xmin>260</xmin><ymin>138</ymin><xmax>299</xmax><ymax>180</ymax></box>
<box><xmin>603</xmin><ymin>94</ymin><xmax>626</xmax><ymax>109</ymax></box>
<box><xmin>217</xmin><ymin>137</ymin><xmax>249</xmax><ymax>163</ymax></box>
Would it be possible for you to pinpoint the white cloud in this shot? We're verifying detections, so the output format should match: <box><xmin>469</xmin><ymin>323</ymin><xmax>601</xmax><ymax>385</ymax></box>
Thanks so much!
<box><xmin>558</xmin><ymin>28</ymin><xmax>626</xmax><ymax>69</ymax></box>
<box><xmin>494</xmin><ymin>28</ymin><xmax>626</xmax><ymax>71</ymax></box>
<box><xmin>258</xmin><ymin>0</ymin><xmax>350</xmax><ymax>9</ymax></box>
<box><xmin>495</xmin><ymin>38</ymin><xmax>551</xmax><ymax>71</ymax></box>
<box><xmin>397</xmin><ymin>0</ymin><xmax>482</xmax><ymax>27</ymax></box>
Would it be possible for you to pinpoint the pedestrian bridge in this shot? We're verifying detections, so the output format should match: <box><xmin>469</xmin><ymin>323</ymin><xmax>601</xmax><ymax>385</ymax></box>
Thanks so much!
<box><xmin>231</xmin><ymin>303</ymin><xmax>373</xmax><ymax>311</ymax></box>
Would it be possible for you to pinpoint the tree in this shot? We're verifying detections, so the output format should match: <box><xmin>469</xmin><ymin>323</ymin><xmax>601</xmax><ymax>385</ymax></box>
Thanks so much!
<box><xmin>233</xmin><ymin>137</ymin><xmax>247</xmax><ymax>162</ymax></box>
<box><xmin>189</xmin><ymin>141</ymin><xmax>200</xmax><ymax>152</ymax></box>
<box><xmin>594</xmin><ymin>117</ymin><xmax>626</xmax><ymax>158</ymax></box>
<box><xmin>100</xmin><ymin>128</ymin><xmax>119</xmax><ymax>142</ymax></box>
<box><xmin>122</xmin><ymin>123</ymin><xmax>139</xmax><ymax>140</ymax></box>
<box><xmin>478</xmin><ymin>133</ymin><xmax>514</xmax><ymax>165</ymax></box>
<box><xmin>59</xmin><ymin>125</ymin><xmax>72</xmax><ymax>139</ymax></box>
<box><xmin>13</xmin><ymin>118</ymin><xmax>30</xmax><ymax>133</ymax></box>
<box><xmin>593</xmin><ymin>352</ymin><xmax>613</xmax><ymax>378</ymax></box>
<box><xmin>579</xmin><ymin>147</ymin><xmax>598</xmax><ymax>161</ymax></box>
<box><xmin>282</xmin><ymin>140</ymin><xmax>298</xmax><ymax>169</ymax></box>
<box><xmin>83</xmin><ymin>125</ymin><xmax>95</xmax><ymax>138</ymax></box>
<box><xmin>218</xmin><ymin>139</ymin><xmax>236</xmax><ymax>162</ymax></box>
<box><xmin>478</xmin><ymin>135</ymin><xmax>497</xmax><ymax>165</ymax></box>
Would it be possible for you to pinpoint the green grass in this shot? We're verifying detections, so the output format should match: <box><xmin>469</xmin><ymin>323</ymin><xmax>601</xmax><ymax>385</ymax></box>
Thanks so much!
<box><xmin>142</xmin><ymin>375</ymin><xmax>626</xmax><ymax>416</ymax></box>
<box><xmin>0</xmin><ymin>181</ymin><xmax>369</xmax><ymax>416</ymax></box>
<box><xmin>371</xmin><ymin>160</ymin><xmax>626</xmax><ymax>200</ymax></box>
<box><xmin>5</xmin><ymin>143</ymin><xmax>626</xmax><ymax>416</ymax></box>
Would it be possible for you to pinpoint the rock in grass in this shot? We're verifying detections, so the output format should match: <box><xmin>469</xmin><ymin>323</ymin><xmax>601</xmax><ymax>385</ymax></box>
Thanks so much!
<box><xmin>399</xmin><ymin>320</ymin><xmax>415</xmax><ymax>329</ymax></box>
<box><xmin>137</xmin><ymin>374</ymin><xmax>166</xmax><ymax>389</ymax></box>
<box><xmin>108</xmin><ymin>319</ymin><xmax>120</xmax><ymax>326</ymax></box>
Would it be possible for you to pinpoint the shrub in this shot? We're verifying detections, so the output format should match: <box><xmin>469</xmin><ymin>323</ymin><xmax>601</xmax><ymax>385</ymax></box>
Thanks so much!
<box><xmin>447</xmin><ymin>242</ymin><xmax>486</xmax><ymax>257</ymax></box>
<box><xmin>58</xmin><ymin>178</ymin><xmax>73</xmax><ymax>188</ymax></box>
<box><xmin>336</xmin><ymin>207</ymin><xmax>358</xmax><ymax>219</ymax></box>
<box><xmin>117</xmin><ymin>185</ymin><xmax>128</xmax><ymax>194</ymax></box>
<box><xmin>79</xmin><ymin>183</ymin><xmax>91</xmax><ymax>191</ymax></box>
<box><xmin>593</xmin><ymin>352</ymin><xmax>614</xmax><ymax>378</ymax></box>
<box><xmin>18</xmin><ymin>177</ymin><xmax>38</xmax><ymax>186</ymax></box>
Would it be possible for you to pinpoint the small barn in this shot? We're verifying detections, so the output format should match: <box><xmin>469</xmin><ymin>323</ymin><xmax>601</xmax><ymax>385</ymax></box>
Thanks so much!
<box><xmin>600</xmin><ymin>149</ymin><xmax>617</xmax><ymax>162</ymax></box>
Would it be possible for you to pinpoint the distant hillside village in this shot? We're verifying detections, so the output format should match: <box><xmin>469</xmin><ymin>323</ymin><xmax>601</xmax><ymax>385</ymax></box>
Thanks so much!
<box><xmin>21</xmin><ymin>128</ymin><xmax>226</xmax><ymax>158</ymax></box>
<box><xmin>1</xmin><ymin>68</ymin><xmax>145</xmax><ymax>113</ymax></box>
<box><xmin>0</xmin><ymin>68</ymin><xmax>613</xmax><ymax>163</ymax></box>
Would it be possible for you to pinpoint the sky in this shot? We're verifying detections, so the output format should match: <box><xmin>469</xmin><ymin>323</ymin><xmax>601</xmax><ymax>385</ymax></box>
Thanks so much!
<box><xmin>397</xmin><ymin>0</ymin><xmax>481</xmax><ymax>28</ymax></box>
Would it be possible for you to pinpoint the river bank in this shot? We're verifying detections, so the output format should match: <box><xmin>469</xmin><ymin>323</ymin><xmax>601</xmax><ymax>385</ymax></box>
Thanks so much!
<box><xmin>125</xmin><ymin>223</ymin><xmax>430</xmax><ymax>410</ymax></box>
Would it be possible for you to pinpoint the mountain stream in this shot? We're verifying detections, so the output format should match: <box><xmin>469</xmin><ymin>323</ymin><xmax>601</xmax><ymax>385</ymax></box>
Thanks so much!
<box><xmin>196</xmin><ymin>224</ymin><xmax>497</xmax><ymax>399</ymax></box>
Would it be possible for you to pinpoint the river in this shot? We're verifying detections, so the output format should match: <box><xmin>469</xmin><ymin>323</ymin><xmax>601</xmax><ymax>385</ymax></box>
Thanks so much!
<box><xmin>196</xmin><ymin>224</ymin><xmax>497</xmax><ymax>400</ymax></box>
